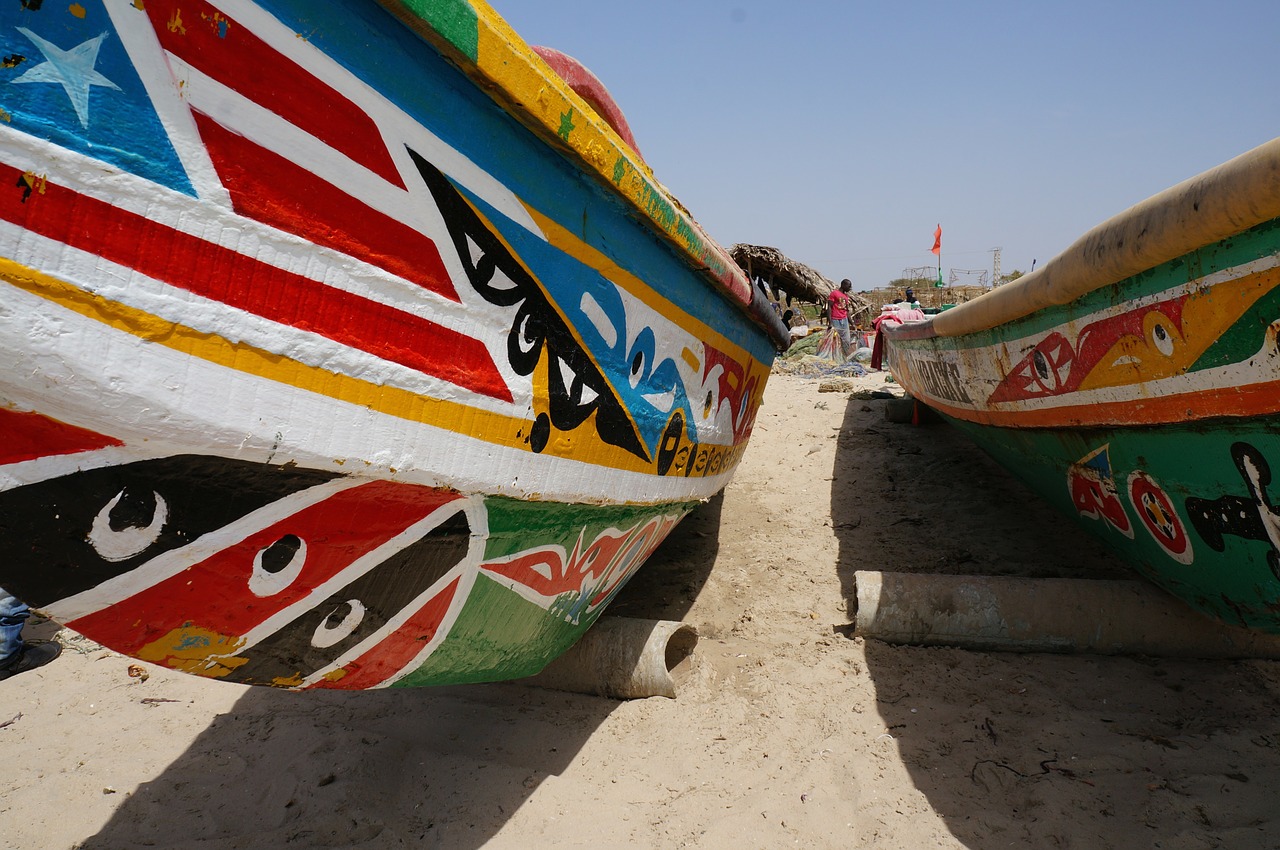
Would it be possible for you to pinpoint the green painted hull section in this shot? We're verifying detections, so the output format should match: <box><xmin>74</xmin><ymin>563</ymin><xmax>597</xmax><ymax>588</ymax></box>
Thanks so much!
<box><xmin>395</xmin><ymin>496</ymin><xmax>697</xmax><ymax>686</ymax></box>
<box><xmin>483</xmin><ymin>496</ymin><xmax>688</xmax><ymax>561</ymax></box>
<box><xmin>393</xmin><ymin>573</ymin><xmax>579</xmax><ymax>686</ymax></box>
<box><xmin>948</xmin><ymin>416</ymin><xmax>1280</xmax><ymax>630</ymax></box>
<box><xmin>385</xmin><ymin>0</ymin><xmax>479</xmax><ymax>61</ymax></box>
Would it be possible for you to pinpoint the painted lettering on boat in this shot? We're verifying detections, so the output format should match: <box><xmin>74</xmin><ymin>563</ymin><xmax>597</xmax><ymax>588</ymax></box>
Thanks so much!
<box><xmin>656</xmin><ymin>411</ymin><xmax>748</xmax><ymax>480</ymax></box>
<box><xmin>898</xmin><ymin>353</ymin><xmax>972</xmax><ymax>405</ymax></box>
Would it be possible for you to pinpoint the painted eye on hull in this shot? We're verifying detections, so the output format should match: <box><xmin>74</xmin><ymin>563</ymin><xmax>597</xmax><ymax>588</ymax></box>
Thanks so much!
<box><xmin>0</xmin><ymin>455</ymin><xmax>342</xmax><ymax>610</ymax></box>
<box><xmin>1151</xmin><ymin>321</ymin><xmax>1174</xmax><ymax>356</ymax></box>
<box><xmin>223</xmin><ymin>500</ymin><xmax>475</xmax><ymax>686</ymax></box>
<box><xmin>515</xmin><ymin>312</ymin><xmax>538</xmax><ymax>353</ymax></box>
<box><xmin>627</xmin><ymin>329</ymin><xmax>657</xmax><ymax>391</ymax></box>
<box><xmin>1033</xmin><ymin>350</ymin><xmax>1051</xmax><ymax>381</ymax></box>
<box><xmin>557</xmin><ymin>356</ymin><xmax>599</xmax><ymax>409</ymax></box>
<box><xmin>990</xmin><ymin>332</ymin><xmax>1077</xmax><ymax>403</ymax></box>
<box><xmin>1028</xmin><ymin>346</ymin><xmax>1067</xmax><ymax>394</ymax></box>
<box><xmin>249</xmin><ymin>534</ymin><xmax>307</xmax><ymax>597</ymax></box>
<box><xmin>312</xmin><ymin>599</ymin><xmax>366</xmax><ymax>649</ymax></box>
<box><xmin>486</xmin><ymin>266</ymin><xmax>520</xmax><ymax>295</ymax></box>
<box><xmin>86</xmin><ymin>489</ymin><xmax>168</xmax><ymax>563</ymax></box>
<box><xmin>508</xmin><ymin>304</ymin><xmax>545</xmax><ymax>374</ymax></box>
<box><xmin>463</xmin><ymin>235</ymin><xmax>522</xmax><ymax>305</ymax></box>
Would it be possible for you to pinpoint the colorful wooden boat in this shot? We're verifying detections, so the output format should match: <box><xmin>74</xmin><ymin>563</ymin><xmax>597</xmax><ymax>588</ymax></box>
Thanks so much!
<box><xmin>884</xmin><ymin>137</ymin><xmax>1280</xmax><ymax>633</ymax></box>
<box><xmin>0</xmin><ymin>0</ymin><xmax>787</xmax><ymax>689</ymax></box>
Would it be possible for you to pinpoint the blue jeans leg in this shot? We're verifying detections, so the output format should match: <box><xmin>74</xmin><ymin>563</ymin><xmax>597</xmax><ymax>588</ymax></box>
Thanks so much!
<box><xmin>831</xmin><ymin>318</ymin><xmax>852</xmax><ymax>357</ymax></box>
<box><xmin>0</xmin><ymin>587</ymin><xmax>30</xmax><ymax>665</ymax></box>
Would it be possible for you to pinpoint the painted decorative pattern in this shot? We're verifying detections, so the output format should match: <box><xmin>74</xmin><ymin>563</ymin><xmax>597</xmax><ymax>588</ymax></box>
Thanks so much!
<box><xmin>0</xmin><ymin>442</ymin><xmax>690</xmax><ymax>689</ymax></box>
<box><xmin>0</xmin><ymin>1</ymin><xmax>773</xmax><ymax>685</ymax></box>
<box><xmin>889</xmin><ymin>218</ymin><xmax>1280</xmax><ymax>430</ymax></box>
<box><xmin>945</xmin><ymin>420</ymin><xmax>1280</xmax><ymax>630</ymax></box>
<box><xmin>377</xmin><ymin>0</ymin><xmax>754</xmax><ymax>306</ymax></box>
<box><xmin>888</xmin><ymin>215</ymin><xmax>1280</xmax><ymax>631</ymax></box>
<box><xmin>0</xmin><ymin>0</ymin><xmax>772</xmax><ymax>494</ymax></box>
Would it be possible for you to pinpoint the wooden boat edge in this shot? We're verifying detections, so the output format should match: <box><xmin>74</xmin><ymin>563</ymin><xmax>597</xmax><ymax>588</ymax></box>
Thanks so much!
<box><xmin>375</xmin><ymin>0</ymin><xmax>789</xmax><ymax>348</ymax></box>
<box><xmin>890</xmin><ymin>135</ymin><xmax>1280</xmax><ymax>342</ymax></box>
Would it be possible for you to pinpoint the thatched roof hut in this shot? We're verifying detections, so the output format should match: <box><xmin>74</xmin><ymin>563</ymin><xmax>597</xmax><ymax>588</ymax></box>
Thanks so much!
<box><xmin>730</xmin><ymin>244</ymin><xmax>871</xmax><ymax>325</ymax></box>
<box><xmin>730</xmin><ymin>243</ymin><xmax>832</xmax><ymax>305</ymax></box>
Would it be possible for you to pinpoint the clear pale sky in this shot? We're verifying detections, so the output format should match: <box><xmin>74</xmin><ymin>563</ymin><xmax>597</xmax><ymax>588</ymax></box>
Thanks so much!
<box><xmin>496</xmin><ymin>1</ymin><xmax>1279</xmax><ymax>292</ymax></box>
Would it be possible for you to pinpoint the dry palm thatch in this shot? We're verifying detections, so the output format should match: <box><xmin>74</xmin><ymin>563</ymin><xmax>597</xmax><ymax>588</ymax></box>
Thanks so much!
<box><xmin>730</xmin><ymin>244</ymin><xmax>834</xmax><ymax>305</ymax></box>
<box><xmin>730</xmin><ymin>244</ymin><xmax>871</xmax><ymax>324</ymax></box>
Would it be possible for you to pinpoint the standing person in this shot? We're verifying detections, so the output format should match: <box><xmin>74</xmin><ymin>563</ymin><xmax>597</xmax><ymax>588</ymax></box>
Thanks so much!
<box><xmin>0</xmin><ymin>587</ymin><xmax>60</xmax><ymax>681</ymax></box>
<box><xmin>827</xmin><ymin>279</ymin><xmax>855</xmax><ymax>359</ymax></box>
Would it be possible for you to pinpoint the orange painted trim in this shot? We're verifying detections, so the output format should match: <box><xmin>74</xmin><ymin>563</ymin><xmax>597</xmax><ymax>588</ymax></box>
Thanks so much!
<box><xmin>921</xmin><ymin>379</ymin><xmax>1280</xmax><ymax>429</ymax></box>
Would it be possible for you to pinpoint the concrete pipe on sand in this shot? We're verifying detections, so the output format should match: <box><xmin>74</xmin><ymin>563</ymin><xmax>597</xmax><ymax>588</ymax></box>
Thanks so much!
<box><xmin>854</xmin><ymin>570</ymin><xmax>1280</xmax><ymax>659</ymax></box>
<box><xmin>521</xmin><ymin>617</ymin><xmax>699</xmax><ymax>699</ymax></box>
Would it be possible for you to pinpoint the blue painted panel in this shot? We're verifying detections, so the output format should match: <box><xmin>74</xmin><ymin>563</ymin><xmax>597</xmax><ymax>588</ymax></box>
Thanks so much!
<box><xmin>460</xmin><ymin>182</ymin><xmax>699</xmax><ymax>453</ymax></box>
<box><xmin>0</xmin><ymin>1</ymin><xmax>193</xmax><ymax>195</ymax></box>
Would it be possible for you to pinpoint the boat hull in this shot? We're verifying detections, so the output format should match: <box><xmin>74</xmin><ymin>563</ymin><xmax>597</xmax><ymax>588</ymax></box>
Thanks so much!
<box><xmin>887</xmin><ymin>198</ymin><xmax>1280</xmax><ymax>632</ymax></box>
<box><xmin>942</xmin><ymin>417</ymin><xmax>1280</xmax><ymax>630</ymax></box>
<box><xmin>0</xmin><ymin>0</ymin><xmax>778</xmax><ymax>687</ymax></box>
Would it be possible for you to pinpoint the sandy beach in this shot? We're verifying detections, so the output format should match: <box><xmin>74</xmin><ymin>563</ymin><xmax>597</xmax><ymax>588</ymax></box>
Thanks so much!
<box><xmin>4</xmin><ymin>366</ymin><xmax>1279</xmax><ymax>849</ymax></box>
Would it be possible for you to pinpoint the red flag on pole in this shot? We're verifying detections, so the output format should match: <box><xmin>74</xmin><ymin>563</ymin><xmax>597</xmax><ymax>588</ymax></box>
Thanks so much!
<box><xmin>931</xmin><ymin>224</ymin><xmax>942</xmax><ymax>255</ymax></box>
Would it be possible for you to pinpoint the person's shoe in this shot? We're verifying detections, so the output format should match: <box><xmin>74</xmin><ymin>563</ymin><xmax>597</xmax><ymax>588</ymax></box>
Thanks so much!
<box><xmin>0</xmin><ymin>641</ymin><xmax>62</xmax><ymax>681</ymax></box>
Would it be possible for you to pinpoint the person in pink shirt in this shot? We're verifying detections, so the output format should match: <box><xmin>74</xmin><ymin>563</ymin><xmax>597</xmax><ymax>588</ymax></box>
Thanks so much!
<box><xmin>827</xmin><ymin>279</ymin><xmax>855</xmax><ymax>358</ymax></box>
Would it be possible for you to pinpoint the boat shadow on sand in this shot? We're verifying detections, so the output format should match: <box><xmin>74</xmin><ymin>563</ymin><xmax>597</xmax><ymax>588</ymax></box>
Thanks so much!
<box><xmin>76</xmin><ymin>498</ymin><xmax>723</xmax><ymax>849</ymax></box>
<box><xmin>79</xmin><ymin>680</ymin><xmax>603</xmax><ymax>848</ymax></box>
<box><xmin>833</xmin><ymin>395</ymin><xmax>1280</xmax><ymax>847</ymax></box>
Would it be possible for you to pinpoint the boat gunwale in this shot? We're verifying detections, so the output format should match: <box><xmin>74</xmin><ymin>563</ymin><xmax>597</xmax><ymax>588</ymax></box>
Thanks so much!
<box><xmin>373</xmin><ymin>0</ymin><xmax>790</xmax><ymax>350</ymax></box>
<box><xmin>885</xmin><ymin>136</ymin><xmax>1280</xmax><ymax>344</ymax></box>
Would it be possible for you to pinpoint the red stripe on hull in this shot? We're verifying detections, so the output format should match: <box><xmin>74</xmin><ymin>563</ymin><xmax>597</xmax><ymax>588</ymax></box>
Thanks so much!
<box><xmin>0</xmin><ymin>408</ymin><xmax>123</xmax><ymax>465</ymax></box>
<box><xmin>144</xmin><ymin>0</ymin><xmax>406</xmax><ymax>189</ymax></box>
<box><xmin>194</xmin><ymin>115</ymin><xmax>457</xmax><ymax>301</ymax></box>
<box><xmin>920</xmin><ymin>379</ymin><xmax>1280</xmax><ymax>429</ymax></box>
<box><xmin>0</xmin><ymin>163</ymin><xmax>511</xmax><ymax>401</ymax></box>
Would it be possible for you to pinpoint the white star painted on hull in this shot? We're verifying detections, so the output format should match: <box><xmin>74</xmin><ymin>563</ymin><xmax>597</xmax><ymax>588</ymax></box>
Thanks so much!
<box><xmin>12</xmin><ymin>27</ymin><xmax>121</xmax><ymax>128</ymax></box>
